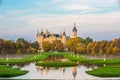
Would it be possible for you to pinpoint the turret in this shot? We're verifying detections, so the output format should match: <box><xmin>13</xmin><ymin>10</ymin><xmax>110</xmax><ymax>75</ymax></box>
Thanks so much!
<box><xmin>62</xmin><ymin>30</ymin><xmax>66</xmax><ymax>45</ymax></box>
<box><xmin>72</xmin><ymin>23</ymin><xmax>77</xmax><ymax>38</ymax></box>
<box><xmin>40</xmin><ymin>30</ymin><xmax>44</xmax><ymax>50</ymax></box>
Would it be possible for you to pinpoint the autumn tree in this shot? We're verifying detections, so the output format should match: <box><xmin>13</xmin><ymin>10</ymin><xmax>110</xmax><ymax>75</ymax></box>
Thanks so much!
<box><xmin>99</xmin><ymin>48</ymin><xmax>103</xmax><ymax>55</ymax></box>
<box><xmin>42</xmin><ymin>41</ymin><xmax>51</xmax><ymax>52</ymax></box>
<box><xmin>112</xmin><ymin>46</ymin><xmax>119</xmax><ymax>54</ymax></box>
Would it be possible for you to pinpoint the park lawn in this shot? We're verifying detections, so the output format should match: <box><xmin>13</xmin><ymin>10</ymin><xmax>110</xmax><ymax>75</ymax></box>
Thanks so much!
<box><xmin>36</xmin><ymin>61</ymin><xmax>77</xmax><ymax>67</ymax></box>
<box><xmin>63</xmin><ymin>53</ymin><xmax>120</xmax><ymax>64</ymax></box>
<box><xmin>0</xmin><ymin>65</ymin><xmax>28</xmax><ymax>77</ymax></box>
<box><xmin>86</xmin><ymin>66</ymin><xmax>120</xmax><ymax>77</ymax></box>
<box><xmin>0</xmin><ymin>53</ymin><xmax>48</xmax><ymax>64</ymax></box>
<box><xmin>0</xmin><ymin>52</ymin><xmax>120</xmax><ymax>65</ymax></box>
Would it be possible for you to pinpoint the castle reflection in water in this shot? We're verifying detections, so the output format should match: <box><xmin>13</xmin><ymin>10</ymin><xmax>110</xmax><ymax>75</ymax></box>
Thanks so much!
<box><xmin>36</xmin><ymin>63</ymin><xmax>100</xmax><ymax>79</ymax></box>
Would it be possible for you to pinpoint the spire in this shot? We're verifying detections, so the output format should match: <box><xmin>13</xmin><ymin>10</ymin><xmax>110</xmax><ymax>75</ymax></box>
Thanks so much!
<box><xmin>40</xmin><ymin>29</ymin><xmax>43</xmax><ymax>35</ymax></box>
<box><xmin>73</xmin><ymin>22</ymin><xmax>77</xmax><ymax>32</ymax></box>
<box><xmin>74</xmin><ymin>22</ymin><xmax>76</xmax><ymax>27</ymax></box>
<box><xmin>63</xmin><ymin>29</ymin><xmax>66</xmax><ymax>36</ymax></box>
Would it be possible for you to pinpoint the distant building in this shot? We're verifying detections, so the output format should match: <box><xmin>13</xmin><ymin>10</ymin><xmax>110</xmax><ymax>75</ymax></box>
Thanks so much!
<box><xmin>36</xmin><ymin>23</ymin><xmax>77</xmax><ymax>50</ymax></box>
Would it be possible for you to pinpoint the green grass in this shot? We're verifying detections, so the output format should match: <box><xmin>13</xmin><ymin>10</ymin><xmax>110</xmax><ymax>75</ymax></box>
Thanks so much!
<box><xmin>86</xmin><ymin>66</ymin><xmax>120</xmax><ymax>77</ymax></box>
<box><xmin>0</xmin><ymin>65</ymin><xmax>28</xmax><ymax>77</ymax></box>
<box><xmin>0</xmin><ymin>52</ymin><xmax>120</xmax><ymax>65</ymax></box>
<box><xmin>0</xmin><ymin>53</ymin><xmax>48</xmax><ymax>64</ymax></box>
<box><xmin>36</xmin><ymin>61</ymin><xmax>77</xmax><ymax>67</ymax></box>
<box><xmin>64</xmin><ymin>53</ymin><xmax>120</xmax><ymax>64</ymax></box>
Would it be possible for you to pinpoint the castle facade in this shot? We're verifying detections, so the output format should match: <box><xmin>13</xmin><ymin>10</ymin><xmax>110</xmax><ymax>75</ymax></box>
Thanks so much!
<box><xmin>36</xmin><ymin>23</ymin><xmax>77</xmax><ymax>50</ymax></box>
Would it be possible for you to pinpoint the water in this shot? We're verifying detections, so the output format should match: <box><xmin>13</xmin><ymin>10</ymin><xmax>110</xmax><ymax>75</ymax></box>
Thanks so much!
<box><xmin>0</xmin><ymin>54</ymin><xmax>120</xmax><ymax>79</ymax></box>
<box><xmin>2</xmin><ymin>62</ymin><xmax>118</xmax><ymax>79</ymax></box>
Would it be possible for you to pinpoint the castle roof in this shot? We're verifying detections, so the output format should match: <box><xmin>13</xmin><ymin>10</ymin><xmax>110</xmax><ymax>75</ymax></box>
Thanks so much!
<box><xmin>73</xmin><ymin>27</ymin><xmax>77</xmax><ymax>31</ymax></box>
<box><xmin>63</xmin><ymin>32</ymin><xmax>66</xmax><ymax>36</ymax></box>
<box><xmin>73</xmin><ymin>22</ymin><xmax>77</xmax><ymax>31</ymax></box>
<box><xmin>43</xmin><ymin>33</ymin><xmax>60</xmax><ymax>38</ymax></box>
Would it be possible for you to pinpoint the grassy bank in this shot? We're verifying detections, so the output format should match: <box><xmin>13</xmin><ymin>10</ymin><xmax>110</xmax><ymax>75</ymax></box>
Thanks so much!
<box><xmin>0</xmin><ymin>53</ymin><xmax>48</xmax><ymax>64</ymax></box>
<box><xmin>0</xmin><ymin>52</ymin><xmax>120</xmax><ymax>65</ymax></box>
<box><xmin>86</xmin><ymin>66</ymin><xmax>120</xmax><ymax>77</ymax></box>
<box><xmin>36</xmin><ymin>61</ymin><xmax>77</xmax><ymax>67</ymax></box>
<box><xmin>64</xmin><ymin>53</ymin><xmax>120</xmax><ymax>64</ymax></box>
<box><xmin>0</xmin><ymin>65</ymin><xmax>28</xmax><ymax>77</ymax></box>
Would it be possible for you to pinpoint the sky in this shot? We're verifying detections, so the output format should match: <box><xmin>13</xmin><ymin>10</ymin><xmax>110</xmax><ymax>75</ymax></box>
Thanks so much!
<box><xmin>0</xmin><ymin>0</ymin><xmax>120</xmax><ymax>42</ymax></box>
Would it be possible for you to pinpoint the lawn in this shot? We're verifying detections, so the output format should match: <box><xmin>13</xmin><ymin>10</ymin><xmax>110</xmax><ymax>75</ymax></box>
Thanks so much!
<box><xmin>63</xmin><ymin>53</ymin><xmax>120</xmax><ymax>64</ymax></box>
<box><xmin>0</xmin><ymin>65</ymin><xmax>28</xmax><ymax>77</ymax></box>
<box><xmin>0</xmin><ymin>53</ymin><xmax>48</xmax><ymax>64</ymax></box>
<box><xmin>0</xmin><ymin>52</ymin><xmax>120</xmax><ymax>65</ymax></box>
<box><xmin>36</xmin><ymin>61</ymin><xmax>77</xmax><ymax>67</ymax></box>
<box><xmin>86</xmin><ymin>66</ymin><xmax>120</xmax><ymax>77</ymax></box>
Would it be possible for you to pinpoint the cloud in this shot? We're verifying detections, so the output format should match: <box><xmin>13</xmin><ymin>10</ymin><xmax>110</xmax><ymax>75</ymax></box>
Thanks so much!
<box><xmin>0</xmin><ymin>0</ymin><xmax>120</xmax><ymax>41</ymax></box>
<box><xmin>62</xmin><ymin>4</ymin><xmax>101</xmax><ymax>13</ymax></box>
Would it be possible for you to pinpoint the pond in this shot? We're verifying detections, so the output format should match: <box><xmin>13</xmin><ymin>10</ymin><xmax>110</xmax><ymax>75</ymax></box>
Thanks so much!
<box><xmin>0</xmin><ymin>54</ymin><xmax>120</xmax><ymax>79</ymax></box>
<box><xmin>0</xmin><ymin>62</ymin><xmax>118</xmax><ymax>79</ymax></box>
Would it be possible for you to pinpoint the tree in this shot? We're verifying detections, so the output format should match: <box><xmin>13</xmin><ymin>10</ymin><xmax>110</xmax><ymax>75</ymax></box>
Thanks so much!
<box><xmin>56</xmin><ymin>43</ymin><xmax>64</xmax><ymax>52</ymax></box>
<box><xmin>84</xmin><ymin>37</ymin><xmax>93</xmax><ymax>45</ymax></box>
<box><xmin>16</xmin><ymin>38</ymin><xmax>26</xmax><ymax>43</ymax></box>
<box><xmin>17</xmin><ymin>49</ymin><xmax>22</xmax><ymax>55</ymax></box>
<box><xmin>66</xmin><ymin>37</ymin><xmax>84</xmax><ymax>53</ymax></box>
<box><xmin>31</xmin><ymin>41</ymin><xmax>39</xmax><ymax>50</ymax></box>
<box><xmin>70</xmin><ymin>45</ymin><xmax>76</xmax><ymax>54</ymax></box>
<box><xmin>112</xmin><ymin>46</ymin><xmax>119</xmax><ymax>54</ymax></box>
<box><xmin>0</xmin><ymin>38</ymin><xmax>4</xmax><ymax>53</ymax></box>
<box><xmin>76</xmin><ymin>43</ymin><xmax>86</xmax><ymax>54</ymax></box>
<box><xmin>99</xmin><ymin>48</ymin><xmax>103</xmax><ymax>55</ymax></box>
<box><xmin>106</xmin><ymin>47</ymin><xmax>111</xmax><ymax>55</ymax></box>
<box><xmin>42</xmin><ymin>41</ymin><xmax>51</xmax><ymax>52</ymax></box>
<box><xmin>1</xmin><ymin>48</ymin><xmax>6</xmax><ymax>54</ymax></box>
<box><xmin>87</xmin><ymin>42</ymin><xmax>94</xmax><ymax>54</ymax></box>
<box><xmin>91</xmin><ymin>48</ymin><xmax>96</xmax><ymax>59</ymax></box>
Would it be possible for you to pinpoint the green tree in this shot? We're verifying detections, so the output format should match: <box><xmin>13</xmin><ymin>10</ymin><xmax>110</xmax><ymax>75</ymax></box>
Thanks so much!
<box><xmin>31</xmin><ymin>41</ymin><xmax>39</xmax><ymax>50</ymax></box>
<box><xmin>84</xmin><ymin>37</ymin><xmax>93</xmax><ymax>45</ymax></box>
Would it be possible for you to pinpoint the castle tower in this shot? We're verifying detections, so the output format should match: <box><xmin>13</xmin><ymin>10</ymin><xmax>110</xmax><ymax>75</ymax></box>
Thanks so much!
<box><xmin>62</xmin><ymin>30</ymin><xmax>67</xmax><ymax>45</ymax></box>
<box><xmin>40</xmin><ymin>30</ymin><xmax>44</xmax><ymax>50</ymax></box>
<box><xmin>72</xmin><ymin>23</ymin><xmax>77</xmax><ymax>38</ymax></box>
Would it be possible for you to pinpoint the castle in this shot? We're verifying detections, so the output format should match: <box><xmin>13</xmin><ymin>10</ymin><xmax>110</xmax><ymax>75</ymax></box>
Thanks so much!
<box><xmin>36</xmin><ymin>23</ymin><xmax>77</xmax><ymax>50</ymax></box>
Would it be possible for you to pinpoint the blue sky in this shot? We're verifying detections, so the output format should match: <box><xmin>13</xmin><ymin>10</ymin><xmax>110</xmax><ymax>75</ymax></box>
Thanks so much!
<box><xmin>0</xmin><ymin>0</ymin><xmax>120</xmax><ymax>41</ymax></box>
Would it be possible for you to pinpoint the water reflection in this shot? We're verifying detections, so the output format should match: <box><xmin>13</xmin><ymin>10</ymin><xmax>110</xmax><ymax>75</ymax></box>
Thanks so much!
<box><xmin>72</xmin><ymin>67</ymin><xmax>77</xmax><ymax>79</ymax></box>
<box><xmin>45</xmin><ymin>55</ymin><xmax>64</xmax><ymax>62</ymax></box>
<box><xmin>34</xmin><ymin>63</ymin><xmax>100</xmax><ymax>79</ymax></box>
<box><xmin>7</xmin><ymin>62</ymin><xmax>119</xmax><ymax>79</ymax></box>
